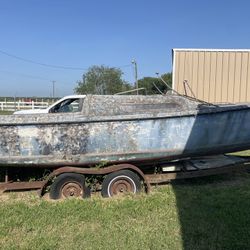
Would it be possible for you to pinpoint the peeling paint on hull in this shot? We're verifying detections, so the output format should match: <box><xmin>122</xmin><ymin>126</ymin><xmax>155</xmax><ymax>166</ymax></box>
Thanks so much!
<box><xmin>0</xmin><ymin>111</ymin><xmax>250</xmax><ymax>166</ymax></box>
<box><xmin>0</xmin><ymin>95</ymin><xmax>250</xmax><ymax>167</ymax></box>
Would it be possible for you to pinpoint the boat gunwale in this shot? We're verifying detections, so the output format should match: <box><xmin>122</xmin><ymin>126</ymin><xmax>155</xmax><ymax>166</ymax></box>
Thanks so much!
<box><xmin>0</xmin><ymin>104</ymin><xmax>249</xmax><ymax>126</ymax></box>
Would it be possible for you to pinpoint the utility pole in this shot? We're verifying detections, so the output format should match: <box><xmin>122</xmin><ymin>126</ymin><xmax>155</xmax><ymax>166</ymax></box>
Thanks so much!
<box><xmin>52</xmin><ymin>80</ymin><xmax>56</xmax><ymax>98</ymax></box>
<box><xmin>131</xmin><ymin>59</ymin><xmax>138</xmax><ymax>95</ymax></box>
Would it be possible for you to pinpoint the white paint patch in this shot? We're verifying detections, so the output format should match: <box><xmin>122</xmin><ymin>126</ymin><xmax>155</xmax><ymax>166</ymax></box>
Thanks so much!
<box><xmin>43</xmin><ymin>129</ymin><xmax>53</xmax><ymax>144</ymax></box>
<box><xmin>17</xmin><ymin>126</ymin><xmax>39</xmax><ymax>138</ymax></box>
<box><xmin>17</xmin><ymin>126</ymin><xmax>39</xmax><ymax>156</ymax></box>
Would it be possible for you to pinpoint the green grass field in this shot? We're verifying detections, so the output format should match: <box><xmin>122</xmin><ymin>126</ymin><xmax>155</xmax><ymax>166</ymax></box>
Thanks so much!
<box><xmin>1</xmin><ymin>151</ymin><xmax>250</xmax><ymax>250</ymax></box>
<box><xmin>0</xmin><ymin>110</ymin><xmax>13</xmax><ymax>115</ymax></box>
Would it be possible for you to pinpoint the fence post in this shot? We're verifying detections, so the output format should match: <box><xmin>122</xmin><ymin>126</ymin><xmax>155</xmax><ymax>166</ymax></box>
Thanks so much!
<box><xmin>14</xmin><ymin>97</ymin><xmax>16</xmax><ymax>111</ymax></box>
<box><xmin>32</xmin><ymin>101</ymin><xmax>34</xmax><ymax>109</ymax></box>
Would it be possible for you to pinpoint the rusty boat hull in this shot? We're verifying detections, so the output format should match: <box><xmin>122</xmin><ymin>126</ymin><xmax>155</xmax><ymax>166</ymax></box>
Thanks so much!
<box><xmin>0</xmin><ymin>95</ymin><xmax>250</xmax><ymax>167</ymax></box>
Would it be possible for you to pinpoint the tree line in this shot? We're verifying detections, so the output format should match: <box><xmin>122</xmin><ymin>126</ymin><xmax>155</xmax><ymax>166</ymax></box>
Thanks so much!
<box><xmin>75</xmin><ymin>65</ymin><xmax>172</xmax><ymax>95</ymax></box>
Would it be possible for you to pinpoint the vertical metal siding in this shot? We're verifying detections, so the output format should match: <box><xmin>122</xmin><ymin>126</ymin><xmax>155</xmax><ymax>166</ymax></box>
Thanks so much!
<box><xmin>173</xmin><ymin>49</ymin><xmax>250</xmax><ymax>103</ymax></box>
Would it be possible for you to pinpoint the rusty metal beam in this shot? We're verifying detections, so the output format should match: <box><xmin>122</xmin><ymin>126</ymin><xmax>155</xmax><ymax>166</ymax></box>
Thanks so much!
<box><xmin>0</xmin><ymin>181</ymin><xmax>46</xmax><ymax>192</ymax></box>
<box><xmin>1</xmin><ymin>159</ymin><xmax>250</xmax><ymax>195</ymax></box>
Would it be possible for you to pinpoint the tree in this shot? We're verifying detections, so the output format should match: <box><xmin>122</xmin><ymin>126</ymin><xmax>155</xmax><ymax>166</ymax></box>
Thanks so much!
<box><xmin>75</xmin><ymin>65</ymin><xmax>131</xmax><ymax>95</ymax></box>
<box><xmin>138</xmin><ymin>73</ymin><xmax>172</xmax><ymax>95</ymax></box>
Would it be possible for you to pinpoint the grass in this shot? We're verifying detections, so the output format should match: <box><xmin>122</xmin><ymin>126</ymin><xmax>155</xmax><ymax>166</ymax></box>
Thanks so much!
<box><xmin>0</xmin><ymin>110</ymin><xmax>13</xmax><ymax>115</ymax></box>
<box><xmin>0</xmin><ymin>151</ymin><xmax>250</xmax><ymax>250</ymax></box>
<box><xmin>0</xmin><ymin>190</ymin><xmax>182</xmax><ymax>250</ymax></box>
<box><xmin>1</xmin><ymin>157</ymin><xmax>250</xmax><ymax>249</ymax></box>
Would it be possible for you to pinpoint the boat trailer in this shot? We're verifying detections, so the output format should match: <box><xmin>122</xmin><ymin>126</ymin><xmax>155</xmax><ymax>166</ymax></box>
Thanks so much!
<box><xmin>0</xmin><ymin>154</ymin><xmax>250</xmax><ymax>198</ymax></box>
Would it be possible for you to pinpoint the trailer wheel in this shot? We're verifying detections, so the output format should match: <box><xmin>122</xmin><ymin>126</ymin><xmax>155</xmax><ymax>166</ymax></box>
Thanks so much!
<box><xmin>49</xmin><ymin>173</ymin><xmax>90</xmax><ymax>200</ymax></box>
<box><xmin>101</xmin><ymin>170</ymin><xmax>141</xmax><ymax>198</ymax></box>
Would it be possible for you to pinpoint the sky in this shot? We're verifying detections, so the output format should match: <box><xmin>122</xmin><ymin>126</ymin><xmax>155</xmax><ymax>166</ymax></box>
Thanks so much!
<box><xmin>0</xmin><ymin>0</ymin><xmax>250</xmax><ymax>97</ymax></box>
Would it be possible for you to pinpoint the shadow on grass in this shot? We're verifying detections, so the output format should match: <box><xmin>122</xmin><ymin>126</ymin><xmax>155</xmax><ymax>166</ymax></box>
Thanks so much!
<box><xmin>173</xmin><ymin>172</ymin><xmax>250</xmax><ymax>250</ymax></box>
<box><xmin>171</xmin><ymin>102</ymin><xmax>250</xmax><ymax>249</ymax></box>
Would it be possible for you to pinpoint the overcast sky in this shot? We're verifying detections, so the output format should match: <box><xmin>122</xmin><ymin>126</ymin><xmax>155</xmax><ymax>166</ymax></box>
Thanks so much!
<box><xmin>0</xmin><ymin>0</ymin><xmax>250</xmax><ymax>97</ymax></box>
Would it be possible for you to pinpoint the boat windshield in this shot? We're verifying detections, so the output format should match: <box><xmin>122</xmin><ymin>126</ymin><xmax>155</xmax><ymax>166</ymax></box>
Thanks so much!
<box><xmin>49</xmin><ymin>98</ymin><xmax>83</xmax><ymax>113</ymax></box>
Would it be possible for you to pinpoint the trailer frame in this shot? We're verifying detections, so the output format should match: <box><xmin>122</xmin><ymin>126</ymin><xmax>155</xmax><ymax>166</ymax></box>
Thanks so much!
<box><xmin>1</xmin><ymin>154</ymin><xmax>250</xmax><ymax>198</ymax></box>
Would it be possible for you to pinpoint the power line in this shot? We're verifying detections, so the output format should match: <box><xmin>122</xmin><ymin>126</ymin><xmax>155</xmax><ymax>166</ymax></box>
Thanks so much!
<box><xmin>0</xmin><ymin>69</ymin><xmax>75</xmax><ymax>87</ymax></box>
<box><xmin>0</xmin><ymin>69</ymin><xmax>50</xmax><ymax>81</ymax></box>
<box><xmin>0</xmin><ymin>49</ymin><xmax>133</xmax><ymax>71</ymax></box>
<box><xmin>116</xmin><ymin>64</ymin><xmax>132</xmax><ymax>68</ymax></box>
<box><xmin>0</xmin><ymin>50</ymin><xmax>135</xmax><ymax>71</ymax></box>
<box><xmin>0</xmin><ymin>49</ymin><xmax>88</xmax><ymax>70</ymax></box>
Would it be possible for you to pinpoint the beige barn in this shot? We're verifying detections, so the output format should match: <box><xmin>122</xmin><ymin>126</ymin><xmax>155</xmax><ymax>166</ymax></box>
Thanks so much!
<box><xmin>172</xmin><ymin>49</ymin><xmax>250</xmax><ymax>103</ymax></box>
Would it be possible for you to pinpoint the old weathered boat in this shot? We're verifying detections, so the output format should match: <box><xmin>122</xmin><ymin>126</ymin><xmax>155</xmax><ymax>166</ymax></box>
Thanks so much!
<box><xmin>0</xmin><ymin>94</ymin><xmax>250</xmax><ymax>167</ymax></box>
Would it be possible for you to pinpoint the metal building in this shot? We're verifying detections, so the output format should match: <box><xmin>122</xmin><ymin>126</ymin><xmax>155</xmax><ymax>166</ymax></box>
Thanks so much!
<box><xmin>172</xmin><ymin>49</ymin><xmax>250</xmax><ymax>103</ymax></box>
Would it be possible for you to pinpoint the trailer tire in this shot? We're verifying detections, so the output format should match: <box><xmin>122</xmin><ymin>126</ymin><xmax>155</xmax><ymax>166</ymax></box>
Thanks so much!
<box><xmin>101</xmin><ymin>170</ymin><xmax>141</xmax><ymax>198</ymax></box>
<box><xmin>49</xmin><ymin>173</ymin><xmax>90</xmax><ymax>200</ymax></box>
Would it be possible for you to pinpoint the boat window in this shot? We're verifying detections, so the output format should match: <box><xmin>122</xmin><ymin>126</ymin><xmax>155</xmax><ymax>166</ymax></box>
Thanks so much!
<box><xmin>49</xmin><ymin>98</ymin><xmax>83</xmax><ymax>113</ymax></box>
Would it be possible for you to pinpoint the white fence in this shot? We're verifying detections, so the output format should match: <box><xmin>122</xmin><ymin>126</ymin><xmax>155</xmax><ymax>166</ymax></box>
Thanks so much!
<box><xmin>0</xmin><ymin>100</ymin><xmax>49</xmax><ymax>111</ymax></box>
